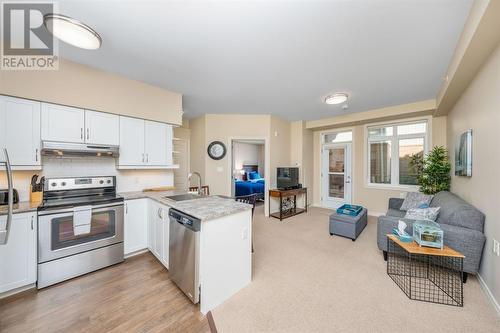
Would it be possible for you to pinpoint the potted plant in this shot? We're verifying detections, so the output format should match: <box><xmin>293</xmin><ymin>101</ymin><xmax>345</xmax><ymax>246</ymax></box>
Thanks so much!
<box><xmin>409</xmin><ymin>146</ymin><xmax>451</xmax><ymax>195</ymax></box>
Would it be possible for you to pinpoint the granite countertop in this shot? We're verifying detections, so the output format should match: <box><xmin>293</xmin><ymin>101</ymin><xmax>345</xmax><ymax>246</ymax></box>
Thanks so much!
<box><xmin>0</xmin><ymin>191</ymin><xmax>252</xmax><ymax>222</ymax></box>
<box><xmin>119</xmin><ymin>191</ymin><xmax>252</xmax><ymax>222</ymax></box>
<box><xmin>0</xmin><ymin>201</ymin><xmax>39</xmax><ymax>216</ymax></box>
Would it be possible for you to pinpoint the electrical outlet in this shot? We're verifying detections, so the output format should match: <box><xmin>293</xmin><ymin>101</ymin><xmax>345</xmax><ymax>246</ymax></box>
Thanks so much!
<box><xmin>493</xmin><ymin>239</ymin><xmax>500</xmax><ymax>256</ymax></box>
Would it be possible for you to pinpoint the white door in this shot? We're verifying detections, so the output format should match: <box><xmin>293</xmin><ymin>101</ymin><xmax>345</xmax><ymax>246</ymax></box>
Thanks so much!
<box><xmin>144</xmin><ymin>121</ymin><xmax>168</xmax><ymax>166</ymax></box>
<box><xmin>85</xmin><ymin>110</ymin><xmax>119</xmax><ymax>146</ymax></box>
<box><xmin>154</xmin><ymin>205</ymin><xmax>164</xmax><ymax>261</ymax></box>
<box><xmin>0</xmin><ymin>96</ymin><xmax>41</xmax><ymax>167</ymax></box>
<box><xmin>0</xmin><ymin>212</ymin><xmax>37</xmax><ymax>293</ymax></box>
<box><xmin>118</xmin><ymin>116</ymin><xmax>145</xmax><ymax>166</ymax></box>
<box><xmin>322</xmin><ymin>143</ymin><xmax>352</xmax><ymax>208</ymax></box>
<box><xmin>161</xmin><ymin>207</ymin><xmax>170</xmax><ymax>269</ymax></box>
<box><xmin>124</xmin><ymin>199</ymin><xmax>148</xmax><ymax>255</ymax></box>
<box><xmin>41</xmin><ymin>103</ymin><xmax>85</xmax><ymax>143</ymax></box>
<box><xmin>165</xmin><ymin>124</ymin><xmax>173</xmax><ymax>165</ymax></box>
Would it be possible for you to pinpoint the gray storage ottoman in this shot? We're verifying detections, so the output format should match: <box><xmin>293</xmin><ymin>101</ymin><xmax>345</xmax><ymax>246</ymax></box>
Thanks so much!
<box><xmin>329</xmin><ymin>208</ymin><xmax>367</xmax><ymax>241</ymax></box>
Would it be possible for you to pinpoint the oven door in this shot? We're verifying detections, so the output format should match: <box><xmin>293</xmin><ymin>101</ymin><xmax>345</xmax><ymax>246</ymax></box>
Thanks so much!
<box><xmin>38</xmin><ymin>203</ymin><xmax>124</xmax><ymax>263</ymax></box>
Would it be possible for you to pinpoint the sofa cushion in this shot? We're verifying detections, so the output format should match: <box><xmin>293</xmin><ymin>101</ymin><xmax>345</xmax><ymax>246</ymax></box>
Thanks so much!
<box><xmin>404</xmin><ymin>207</ymin><xmax>440</xmax><ymax>221</ymax></box>
<box><xmin>430</xmin><ymin>191</ymin><xmax>485</xmax><ymax>232</ymax></box>
<box><xmin>386</xmin><ymin>209</ymin><xmax>406</xmax><ymax>218</ymax></box>
<box><xmin>400</xmin><ymin>192</ymin><xmax>433</xmax><ymax>211</ymax></box>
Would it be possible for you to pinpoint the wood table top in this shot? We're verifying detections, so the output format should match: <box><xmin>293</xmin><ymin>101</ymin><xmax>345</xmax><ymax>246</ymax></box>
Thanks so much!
<box><xmin>387</xmin><ymin>234</ymin><xmax>465</xmax><ymax>258</ymax></box>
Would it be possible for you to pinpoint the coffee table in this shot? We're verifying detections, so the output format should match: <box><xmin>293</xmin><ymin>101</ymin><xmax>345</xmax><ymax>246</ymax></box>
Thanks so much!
<box><xmin>386</xmin><ymin>234</ymin><xmax>465</xmax><ymax>307</ymax></box>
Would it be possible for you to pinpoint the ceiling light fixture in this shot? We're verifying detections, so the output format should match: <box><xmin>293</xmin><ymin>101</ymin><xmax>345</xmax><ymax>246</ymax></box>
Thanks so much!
<box><xmin>44</xmin><ymin>14</ymin><xmax>102</xmax><ymax>50</ymax></box>
<box><xmin>324</xmin><ymin>93</ymin><xmax>349</xmax><ymax>105</ymax></box>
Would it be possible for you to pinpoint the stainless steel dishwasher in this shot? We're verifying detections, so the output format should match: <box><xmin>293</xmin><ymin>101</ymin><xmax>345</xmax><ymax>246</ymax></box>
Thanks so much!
<box><xmin>168</xmin><ymin>208</ymin><xmax>201</xmax><ymax>303</ymax></box>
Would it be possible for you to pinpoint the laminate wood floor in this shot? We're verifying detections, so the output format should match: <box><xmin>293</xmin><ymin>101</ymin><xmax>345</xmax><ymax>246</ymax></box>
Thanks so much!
<box><xmin>0</xmin><ymin>252</ymin><xmax>210</xmax><ymax>333</ymax></box>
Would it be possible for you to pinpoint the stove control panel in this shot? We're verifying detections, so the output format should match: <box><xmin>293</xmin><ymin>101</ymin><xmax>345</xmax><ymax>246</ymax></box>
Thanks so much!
<box><xmin>45</xmin><ymin>176</ymin><xmax>116</xmax><ymax>191</ymax></box>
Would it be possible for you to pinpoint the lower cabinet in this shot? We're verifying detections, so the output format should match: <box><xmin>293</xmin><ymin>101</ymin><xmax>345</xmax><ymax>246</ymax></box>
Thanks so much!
<box><xmin>0</xmin><ymin>212</ymin><xmax>37</xmax><ymax>294</ymax></box>
<box><xmin>124</xmin><ymin>199</ymin><xmax>148</xmax><ymax>255</ymax></box>
<box><xmin>148</xmin><ymin>200</ymin><xmax>170</xmax><ymax>269</ymax></box>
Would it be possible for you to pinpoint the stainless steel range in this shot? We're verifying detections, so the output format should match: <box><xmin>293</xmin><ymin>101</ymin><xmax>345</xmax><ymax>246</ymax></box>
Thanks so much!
<box><xmin>37</xmin><ymin>176</ymin><xmax>124</xmax><ymax>289</ymax></box>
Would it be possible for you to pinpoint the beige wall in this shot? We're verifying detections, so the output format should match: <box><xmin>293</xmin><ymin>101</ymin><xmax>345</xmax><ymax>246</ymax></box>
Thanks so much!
<box><xmin>188</xmin><ymin>115</ymin><xmax>206</xmax><ymax>186</ymax></box>
<box><xmin>0</xmin><ymin>59</ymin><xmax>182</xmax><ymax>125</ymax></box>
<box><xmin>447</xmin><ymin>42</ymin><xmax>500</xmax><ymax>306</ymax></box>
<box><xmin>312</xmin><ymin>116</ymin><xmax>447</xmax><ymax>213</ymax></box>
<box><xmin>269</xmin><ymin>116</ymin><xmax>291</xmax><ymax>189</ymax></box>
<box><xmin>290</xmin><ymin>121</ymin><xmax>314</xmax><ymax>205</ymax></box>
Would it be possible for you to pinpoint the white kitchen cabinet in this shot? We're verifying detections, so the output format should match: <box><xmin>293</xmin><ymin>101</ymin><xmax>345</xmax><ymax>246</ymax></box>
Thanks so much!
<box><xmin>118</xmin><ymin>116</ymin><xmax>145</xmax><ymax>166</ymax></box>
<box><xmin>0</xmin><ymin>96</ymin><xmax>41</xmax><ymax>169</ymax></box>
<box><xmin>118</xmin><ymin>117</ymin><xmax>174</xmax><ymax>169</ymax></box>
<box><xmin>0</xmin><ymin>212</ymin><xmax>37</xmax><ymax>294</ymax></box>
<box><xmin>145</xmin><ymin>121</ymin><xmax>168</xmax><ymax>166</ymax></box>
<box><xmin>85</xmin><ymin>110</ymin><xmax>119</xmax><ymax>146</ymax></box>
<box><xmin>148</xmin><ymin>200</ymin><xmax>169</xmax><ymax>269</ymax></box>
<box><xmin>124</xmin><ymin>199</ymin><xmax>148</xmax><ymax>255</ymax></box>
<box><xmin>41</xmin><ymin>103</ymin><xmax>85</xmax><ymax>143</ymax></box>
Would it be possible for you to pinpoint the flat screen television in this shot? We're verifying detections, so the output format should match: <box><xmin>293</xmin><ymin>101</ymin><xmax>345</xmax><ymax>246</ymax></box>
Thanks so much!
<box><xmin>277</xmin><ymin>167</ymin><xmax>299</xmax><ymax>189</ymax></box>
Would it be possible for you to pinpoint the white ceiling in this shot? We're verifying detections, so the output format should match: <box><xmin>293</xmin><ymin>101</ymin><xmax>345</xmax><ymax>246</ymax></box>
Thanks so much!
<box><xmin>55</xmin><ymin>0</ymin><xmax>473</xmax><ymax>120</ymax></box>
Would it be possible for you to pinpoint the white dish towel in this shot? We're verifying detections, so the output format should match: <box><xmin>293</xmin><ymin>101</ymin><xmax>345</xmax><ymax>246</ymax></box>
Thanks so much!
<box><xmin>73</xmin><ymin>206</ymin><xmax>92</xmax><ymax>236</ymax></box>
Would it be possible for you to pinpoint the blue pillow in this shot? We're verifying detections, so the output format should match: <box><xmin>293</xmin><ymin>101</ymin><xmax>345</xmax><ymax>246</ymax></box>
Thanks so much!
<box><xmin>418</xmin><ymin>203</ymin><xmax>430</xmax><ymax>209</ymax></box>
<box><xmin>248</xmin><ymin>171</ymin><xmax>261</xmax><ymax>180</ymax></box>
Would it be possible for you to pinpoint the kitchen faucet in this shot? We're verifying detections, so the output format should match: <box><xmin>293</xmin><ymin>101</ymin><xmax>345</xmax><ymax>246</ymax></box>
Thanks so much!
<box><xmin>188</xmin><ymin>172</ymin><xmax>203</xmax><ymax>195</ymax></box>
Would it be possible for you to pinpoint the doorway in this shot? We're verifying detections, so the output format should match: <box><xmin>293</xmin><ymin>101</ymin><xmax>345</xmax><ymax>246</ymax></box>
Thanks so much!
<box><xmin>230</xmin><ymin>139</ymin><xmax>266</xmax><ymax>203</ymax></box>
<box><xmin>321</xmin><ymin>131</ymin><xmax>353</xmax><ymax>209</ymax></box>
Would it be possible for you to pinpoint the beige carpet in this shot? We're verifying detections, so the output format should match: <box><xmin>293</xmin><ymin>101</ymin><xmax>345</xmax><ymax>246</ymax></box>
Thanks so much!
<box><xmin>212</xmin><ymin>206</ymin><xmax>500</xmax><ymax>333</ymax></box>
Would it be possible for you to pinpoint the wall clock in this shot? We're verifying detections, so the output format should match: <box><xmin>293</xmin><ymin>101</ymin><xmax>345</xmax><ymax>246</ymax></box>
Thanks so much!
<box><xmin>207</xmin><ymin>141</ymin><xmax>227</xmax><ymax>160</ymax></box>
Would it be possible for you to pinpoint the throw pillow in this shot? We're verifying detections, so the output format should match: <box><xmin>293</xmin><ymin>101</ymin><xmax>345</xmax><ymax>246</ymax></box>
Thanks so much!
<box><xmin>405</xmin><ymin>207</ymin><xmax>441</xmax><ymax>221</ymax></box>
<box><xmin>248</xmin><ymin>171</ymin><xmax>261</xmax><ymax>180</ymax></box>
<box><xmin>400</xmin><ymin>192</ymin><xmax>433</xmax><ymax>211</ymax></box>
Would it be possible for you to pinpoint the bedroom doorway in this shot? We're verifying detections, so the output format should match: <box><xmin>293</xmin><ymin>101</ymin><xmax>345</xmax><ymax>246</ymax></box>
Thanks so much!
<box><xmin>231</xmin><ymin>139</ymin><xmax>266</xmax><ymax>203</ymax></box>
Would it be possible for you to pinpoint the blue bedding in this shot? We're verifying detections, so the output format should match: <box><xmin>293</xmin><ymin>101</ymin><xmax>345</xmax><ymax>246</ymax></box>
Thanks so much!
<box><xmin>235</xmin><ymin>179</ymin><xmax>265</xmax><ymax>197</ymax></box>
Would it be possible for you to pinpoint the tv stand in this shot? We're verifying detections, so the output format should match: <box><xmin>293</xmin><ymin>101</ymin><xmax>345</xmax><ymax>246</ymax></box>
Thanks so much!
<box><xmin>269</xmin><ymin>187</ymin><xmax>307</xmax><ymax>221</ymax></box>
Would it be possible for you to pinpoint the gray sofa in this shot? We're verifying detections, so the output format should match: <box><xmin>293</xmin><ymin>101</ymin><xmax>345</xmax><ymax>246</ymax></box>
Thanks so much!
<box><xmin>377</xmin><ymin>191</ymin><xmax>486</xmax><ymax>281</ymax></box>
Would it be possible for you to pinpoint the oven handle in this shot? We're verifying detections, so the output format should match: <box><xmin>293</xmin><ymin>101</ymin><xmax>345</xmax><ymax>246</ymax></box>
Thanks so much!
<box><xmin>38</xmin><ymin>202</ymin><xmax>124</xmax><ymax>216</ymax></box>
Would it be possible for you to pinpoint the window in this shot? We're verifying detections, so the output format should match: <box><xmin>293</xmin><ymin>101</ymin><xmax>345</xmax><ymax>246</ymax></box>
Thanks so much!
<box><xmin>367</xmin><ymin>120</ymin><xmax>427</xmax><ymax>187</ymax></box>
<box><xmin>323</xmin><ymin>131</ymin><xmax>352</xmax><ymax>144</ymax></box>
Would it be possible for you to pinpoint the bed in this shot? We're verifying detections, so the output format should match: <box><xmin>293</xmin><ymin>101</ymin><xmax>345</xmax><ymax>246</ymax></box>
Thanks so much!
<box><xmin>235</xmin><ymin>165</ymin><xmax>265</xmax><ymax>199</ymax></box>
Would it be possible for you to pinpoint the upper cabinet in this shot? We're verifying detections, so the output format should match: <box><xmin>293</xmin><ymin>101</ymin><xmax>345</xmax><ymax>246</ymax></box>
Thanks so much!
<box><xmin>41</xmin><ymin>103</ymin><xmax>119</xmax><ymax>146</ymax></box>
<box><xmin>0</xmin><ymin>96</ymin><xmax>41</xmax><ymax>169</ymax></box>
<box><xmin>85</xmin><ymin>110</ymin><xmax>119</xmax><ymax>146</ymax></box>
<box><xmin>118</xmin><ymin>116</ymin><xmax>145</xmax><ymax>166</ymax></box>
<box><xmin>41</xmin><ymin>103</ymin><xmax>85</xmax><ymax>143</ymax></box>
<box><xmin>118</xmin><ymin>116</ymin><xmax>175</xmax><ymax>169</ymax></box>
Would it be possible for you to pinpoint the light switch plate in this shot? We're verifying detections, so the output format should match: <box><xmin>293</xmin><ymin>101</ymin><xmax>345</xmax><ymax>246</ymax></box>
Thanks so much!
<box><xmin>493</xmin><ymin>239</ymin><xmax>500</xmax><ymax>256</ymax></box>
<box><xmin>241</xmin><ymin>227</ymin><xmax>248</xmax><ymax>240</ymax></box>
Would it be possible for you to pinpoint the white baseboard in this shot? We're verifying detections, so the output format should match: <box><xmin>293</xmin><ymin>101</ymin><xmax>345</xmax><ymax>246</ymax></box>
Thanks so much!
<box><xmin>0</xmin><ymin>283</ymin><xmax>36</xmax><ymax>300</ymax></box>
<box><xmin>124</xmin><ymin>248</ymin><xmax>149</xmax><ymax>259</ymax></box>
<box><xmin>368</xmin><ymin>211</ymin><xmax>385</xmax><ymax>217</ymax></box>
<box><xmin>477</xmin><ymin>273</ymin><xmax>500</xmax><ymax>317</ymax></box>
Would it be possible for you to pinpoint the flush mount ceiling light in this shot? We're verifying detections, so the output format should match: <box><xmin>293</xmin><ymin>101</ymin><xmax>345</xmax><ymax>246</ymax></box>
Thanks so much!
<box><xmin>44</xmin><ymin>14</ymin><xmax>102</xmax><ymax>50</ymax></box>
<box><xmin>324</xmin><ymin>93</ymin><xmax>349</xmax><ymax>105</ymax></box>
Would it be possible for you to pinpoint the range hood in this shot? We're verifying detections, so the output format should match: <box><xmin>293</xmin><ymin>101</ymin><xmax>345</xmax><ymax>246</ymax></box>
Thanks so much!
<box><xmin>41</xmin><ymin>141</ymin><xmax>119</xmax><ymax>158</ymax></box>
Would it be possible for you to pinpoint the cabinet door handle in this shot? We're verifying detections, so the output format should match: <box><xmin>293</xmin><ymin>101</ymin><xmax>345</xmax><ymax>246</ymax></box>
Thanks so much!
<box><xmin>125</xmin><ymin>203</ymin><xmax>128</xmax><ymax>214</ymax></box>
<box><xmin>31</xmin><ymin>216</ymin><xmax>34</xmax><ymax>230</ymax></box>
<box><xmin>146</xmin><ymin>153</ymin><xmax>149</xmax><ymax>163</ymax></box>
<box><xmin>86</xmin><ymin>128</ymin><xmax>90</xmax><ymax>140</ymax></box>
<box><xmin>142</xmin><ymin>153</ymin><xmax>145</xmax><ymax>163</ymax></box>
<box><xmin>81</xmin><ymin>128</ymin><xmax>83</xmax><ymax>140</ymax></box>
<box><xmin>35</xmin><ymin>149</ymin><xmax>38</xmax><ymax>162</ymax></box>
<box><xmin>158</xmin><ymin>207</ymin><xmax>162</xmax><ymax>219</ymax></box>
